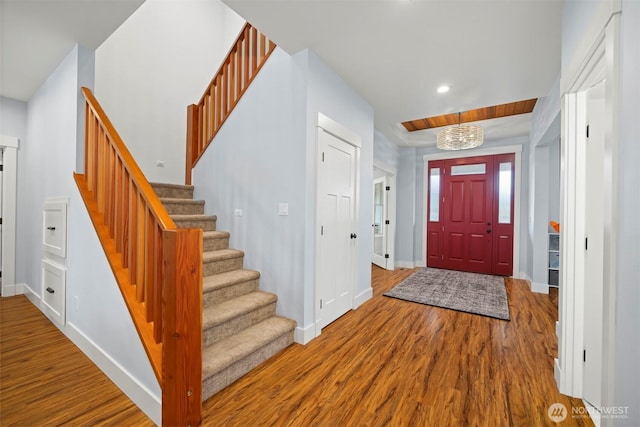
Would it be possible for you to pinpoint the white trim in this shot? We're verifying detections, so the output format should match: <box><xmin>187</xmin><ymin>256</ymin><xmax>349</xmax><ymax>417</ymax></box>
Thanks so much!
<box><xmin>22</xmin><ymin>282</ymin><xmax>40</xmax><ymax>306</ymax></box>
<box><xmin>64</xmin><ymin>322</ymin><xmax>161</xmax><ymax>425</ymax></box>
<box><xmin>0</xmin><ymin>135</ymin><xmax>19</xmax><ymax>148</ymax></box>
<box><xmin>373</xmin><ymin>159</ymin><xmax>396</xmax><ymax>175</ymax></box>
<box><xmin>395</xmin><ymin>260</ymin><xmax>416</xmax><ymax>269</ymax></box>
<box><xmin>530</xmin><ymin>281</ymin><xmax>550</xmax><ymax>295</ymax></box>
<box><xmin>421</xmin><ymin>144</ymin><xmax>523</xmax><ymax>275</ymax></box>
<box><xmin>1</xmin><ymin>136</ymin><xmax>18</xmax><ymax>297</ymax></box>
<box><xmin>558</xmin><ymin>13</ymin><xmax>620</xmax><ymax>409</ymax></box>
<box><xmin>317</xmin><ymin>112</ymin><xmax>361</xmax><ymax>148</ymax></box>
<box><xmin>294</xmin><ymin>322</ymin><xmax>317</xmax><ymax>345</ymax></box>
<box><xmin>353</xmin><ymin>287</ymin><xmax>372</xmax><ymax>309</ymax></box>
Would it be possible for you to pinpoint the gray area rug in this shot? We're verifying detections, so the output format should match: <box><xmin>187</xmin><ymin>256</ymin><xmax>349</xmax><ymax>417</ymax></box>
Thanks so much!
<box><xmin>384</xmin><ymin>268</ymin><xmax>510</xmax><ymax>320</ymax></box>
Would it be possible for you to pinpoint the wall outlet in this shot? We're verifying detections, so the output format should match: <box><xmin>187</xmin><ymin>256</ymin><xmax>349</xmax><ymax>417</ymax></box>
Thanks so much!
<box><xmin>278</xmin><ymin>203</ymin><xmax>289</xmax><ymax>216</ymax></box>
<box><xmin>156</xmin><ymin>160</ymin><xmax>165</xmax><ymax>167</ymax></box>
<box><xmin>234</xmin><ymin>209</ymin><xmax>243</xmax><ymax>217</ymax></box>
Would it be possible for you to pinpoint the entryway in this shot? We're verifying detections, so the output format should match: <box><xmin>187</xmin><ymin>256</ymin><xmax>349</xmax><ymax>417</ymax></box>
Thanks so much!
<box><xmin>426</xmin><ymin>153</ymin><xmax>515</xmax><ymax>276</ymax></box>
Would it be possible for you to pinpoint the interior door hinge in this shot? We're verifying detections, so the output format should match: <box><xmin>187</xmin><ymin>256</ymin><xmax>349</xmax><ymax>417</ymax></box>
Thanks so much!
<box><xmin>583</xmin><ymin>349</ymin><xmax>587</xmax><ymax>362</ymax></box>
<box><xmin>586</xmin><ymin>125</ymin><xmax>590</xmax><ymax>138</ymax></box>
<box><xmin>322</xmin><ymin>152</ymin><xmax>325</xmax><ymax>162</ymax></box>
<box><xmin>585</xmin><ymin>237</ymin><xmax>588</xmax><ymax>250</ymax></box>
<box><xmin>0</xmin><ymin>164</ymin><xmax>3</xmax><ymax>171</ymax></box>
<box><xmin>321</xmin><ymin>225</ymin><xmax>324</xmax><ymax>236</ymax></box>
<box><xmin>320</xmin><ymin>299</ymin><xmax>323</xmax><ymax>309</ymax></box>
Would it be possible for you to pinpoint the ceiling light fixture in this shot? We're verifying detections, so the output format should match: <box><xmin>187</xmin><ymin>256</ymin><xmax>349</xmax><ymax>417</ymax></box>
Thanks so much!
<box><xmin>437</xmin><ymin>85</ymin><xmax>450</xmax><ymax>94</ymax></box>
<box><xmin>436</xmin><ymin>112</ymin><xmax>483</xmax><ymax>150</ymax></box>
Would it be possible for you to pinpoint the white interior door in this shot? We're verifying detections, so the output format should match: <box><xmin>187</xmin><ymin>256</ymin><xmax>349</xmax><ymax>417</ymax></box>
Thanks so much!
<box><xmin>317</xmin><ymin>129</ymin><xmax>357</xmax><ymax>329</ymax></box>
<box><xmin>372</xmin><ymin>176</ymin><xmax>388</xmax><ymax>269</ymax></box>
<box><xmin>583</xmin><ymin>79</ymin><xmax>605</xmax><ymax>409</ymax></box>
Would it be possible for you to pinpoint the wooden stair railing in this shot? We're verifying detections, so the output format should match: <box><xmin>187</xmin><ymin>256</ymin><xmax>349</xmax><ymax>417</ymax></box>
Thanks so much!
<box><xmin>185</xmin><ymin>22</ymin><xmax>276</xmax><ymax>184</ymax></box>
<box><xmin>74</xmin><ymin>87</ymin><xmax>203</xmax><ymax>426</ymax></box>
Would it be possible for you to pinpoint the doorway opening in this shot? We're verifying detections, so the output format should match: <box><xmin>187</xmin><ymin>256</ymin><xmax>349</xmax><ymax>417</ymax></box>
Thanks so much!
<box><xmin>372</xmin><ymin>163</ymin><xmax>396</xmax><ymax>270</ymax></box>
<box><xmin>426</xmin><ymin>153</ymin><xmax>515</xmax><ymax>276</ymax></box>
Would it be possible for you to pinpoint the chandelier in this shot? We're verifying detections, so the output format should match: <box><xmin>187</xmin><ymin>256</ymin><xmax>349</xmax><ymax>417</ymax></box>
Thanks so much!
<box><xmin>436</xmin><ymin>113</ymin><xmax>484</xmax><ymax>150</ymax></box>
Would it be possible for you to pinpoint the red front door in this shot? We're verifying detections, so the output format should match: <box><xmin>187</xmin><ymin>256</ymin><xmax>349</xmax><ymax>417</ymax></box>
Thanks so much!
<box><xmin>426</xmin><ymin>154</ymin><xmax>515</xmax><ymax>276</ymax></box>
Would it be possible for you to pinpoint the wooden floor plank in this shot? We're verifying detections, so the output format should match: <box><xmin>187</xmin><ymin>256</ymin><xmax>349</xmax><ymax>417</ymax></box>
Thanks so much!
<box><xmin>1</xmin><ymin>267</ymin><xmax>592</xmax><ymax>426</ymax></box>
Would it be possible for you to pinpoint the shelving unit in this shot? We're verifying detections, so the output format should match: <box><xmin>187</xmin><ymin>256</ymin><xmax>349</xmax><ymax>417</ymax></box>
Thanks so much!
<box><xmin>548</xmin><ymin>232</ymin><xmax>560</xmax><ymax>287</ymax></box>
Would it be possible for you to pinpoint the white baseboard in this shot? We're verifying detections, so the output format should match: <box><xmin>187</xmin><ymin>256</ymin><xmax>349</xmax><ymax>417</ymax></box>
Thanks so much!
<box><xmin>530</xmin><ymin>281</ymin><xmax>550</xmax><ymax>294</ymax></box>
<box><xmin>353</xmin><ymin>287</ymin><xmax>372</xmax><ymax>309</ymax></box>
<box><xmin>584</xmin><ymin>400</ymin><xmax>602</xmax><ymax>427</ymax></box>
<box><xmin>1</xmin><ymin>282</ymin><xmax>24</xmax><ymax>297</ymax></box>
<box><xmin>514</xmin><ymin>271</ymin><xmax>530</xmax><ymax>281</ymax></box>
<box><xmin>415</xmin><ymin>260</ymin><xmax>426</xmax><ymax>268</ymax></box>
<box><xmin>395</xmin><ymin>260</ymin><xmax>415</xmax><ymax>269</ymax></box>
<box><xmin>19</xmin><ymin>286</ymin><xmax>161</xmax><ymax>425</ymax></box>
<box><xmin>64</xmin><ymin>322</ymin><xmax>161</xmax><ymax>425</ymax></box>
<box><xmin>294</xmin><ymin>322</ymin><xmax>317</xmax><ymax>345</ymax></box>
<box><xmin>22</xmin><ymin>282</ymin><xmax>40</xmax><ymax>306</ymax></box>
<box><xmin>554</xmin><ymin>358</ymin><xmax>562</xmax><ymax>388</ymax></box>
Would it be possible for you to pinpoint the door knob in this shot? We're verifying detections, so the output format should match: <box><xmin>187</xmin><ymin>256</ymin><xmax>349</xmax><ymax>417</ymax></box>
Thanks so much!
<box><xmin>350</xmin><ymin>233</ymin><xmax>357</xmax><ymax>239</ymax></box>
<box><xmin>486</xmin><ymin>229</ymin><xmax>492</xmax><ymax>234</ymax></box>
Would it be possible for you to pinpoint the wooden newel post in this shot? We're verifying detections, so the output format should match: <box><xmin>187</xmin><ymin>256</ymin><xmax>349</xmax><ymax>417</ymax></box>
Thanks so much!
<box><xmin>162</xmin><ymin>229</ymin><xmax>203</xmax><ymax>426</ymax></box>
<box><xmin>185</xmin><ymin>105</ymin><xmax>199</xmax><ymax>186</ymax></box>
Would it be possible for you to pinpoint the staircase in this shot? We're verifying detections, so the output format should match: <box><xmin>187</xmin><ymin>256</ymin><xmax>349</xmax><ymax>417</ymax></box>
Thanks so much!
<box><xmin>151</xmin><ymin>182</ymin><xmax>297</xmax><ymax>400</ymax></box>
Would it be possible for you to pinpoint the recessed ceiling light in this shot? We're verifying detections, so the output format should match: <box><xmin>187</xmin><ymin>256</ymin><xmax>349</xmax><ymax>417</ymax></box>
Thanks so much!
<box><xmin>437</xmin><ymin>85</ymin><xmax>450</xmax><ymax>94</ymax></box>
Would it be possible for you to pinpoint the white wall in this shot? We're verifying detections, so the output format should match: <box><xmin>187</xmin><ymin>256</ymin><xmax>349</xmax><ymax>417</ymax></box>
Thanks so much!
<box><xmin>95</xmin><ymin>0</ymin><xmax>245</xmax><ymax>184</ymax></box>
<box><xmin>15</xmin><ymin>45</ymin><xmax>160</xmax><ymax>423</ymax></box>
<box><xmin>394</xmin><ymin>147</ymin><xmax>417</xmax><ymax>266</ymax></box>
<box><xmin>0</xmin><ymin>97</ymin><xmax>28</xmax><ymax>138</ymax></box>
<box><xmin>373</xmin><ymin>129</ymin><xmax>399</xmax><ymax>171</ymax></box>
<box><xmin>192</xmin><ymin>47</ymin><xmax>375</xmax><ymax>339</ymax></box>
<box><xmin>305</xmin><ymin>49</ymin><xmax>375</xmax><ymax>314</ymax></box>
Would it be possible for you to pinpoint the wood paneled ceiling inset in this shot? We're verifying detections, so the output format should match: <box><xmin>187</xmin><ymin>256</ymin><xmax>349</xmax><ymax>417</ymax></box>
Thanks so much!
<box><xmin>402</xmin><ymin>98</ymin><xmax>538</xmax><ymax>132</ymax></box>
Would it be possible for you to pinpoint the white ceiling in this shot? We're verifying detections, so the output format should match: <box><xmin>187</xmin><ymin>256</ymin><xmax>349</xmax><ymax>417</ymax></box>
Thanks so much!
<box><xmin>0</xmin><ymin>0</ymin><xmax>562</xmax><ymax>148</ymax></box>
<box><xmin>223</xmin><ymin>0</ymin><xmax>563</xmax><ymax>147</ymax></box>
<box><xmin>0</xmin><ymin>0</ymin><xmax>145</xmax><ymax>102</ymax></box>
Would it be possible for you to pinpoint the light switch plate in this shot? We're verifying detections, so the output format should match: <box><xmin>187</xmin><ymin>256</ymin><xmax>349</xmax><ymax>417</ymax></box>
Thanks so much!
<box><xmin>234</xmin><ymin>209</ymin><xmax>243</xmax><ymax>217</ymax></box>
<box><xmin>278</xmin><ymin>203</ymin><xmax>289</xmax><ymax>216</ymax></box>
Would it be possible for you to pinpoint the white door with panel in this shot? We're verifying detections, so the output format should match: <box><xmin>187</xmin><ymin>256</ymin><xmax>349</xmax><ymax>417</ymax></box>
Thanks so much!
<box><xmin>583</xmin><ymin>80</ymin><xmax>605</xmax><ymax>409</ymax></box>
<box><xmin>317</xmin><ymin>129</ymin><xmax>357</xmax><ymax>330</ymax></box>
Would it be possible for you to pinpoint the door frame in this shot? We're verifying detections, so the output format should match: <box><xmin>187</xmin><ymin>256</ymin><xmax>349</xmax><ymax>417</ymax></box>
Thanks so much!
<box><xmin>422</xmin><ymin>144</ymin><xmax>522</xmax><ymax>277</ymax></box>
<box><xmin>557</xmin><ymin>13</ymin><xmax>619</xmax><ymax>417</ymax></box>
<box><xmin>372</xmin><ymin>159</ymin><xmax>396</xmax><ymax>270</ymax></box>
<box><xmin>0</xmin><ymin>135</ymin><xmax>18</xmax><ymax>297</ymax></box>
<box><xmin>314</xmin><ymin>113</ymin><xmax>361</xmax><ymax>337</ymax></box>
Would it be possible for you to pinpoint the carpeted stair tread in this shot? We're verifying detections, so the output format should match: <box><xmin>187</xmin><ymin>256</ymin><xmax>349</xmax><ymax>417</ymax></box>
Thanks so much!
<box><xmin>203</xmin><ymin>249</ymin><xmax>244</xmax><ymax>262</ymax></box>
<box><xmin>203</xmin><ymin>230</ymin><xmax>230</xmax><ymax>240</ymax></box>
<box><xmin>203</xmin><ymin>291</ymin><xmax>276</xmax><ymax>329</ymax></box>
<box><xmin>203</xmin><ymin>269</ymin><xmax>260</xmax><ymax>293</ymax></box>
<box><xmin>160</xmin><ymin>198</ymin><xmax>205</xmax><ymax>215</ymax></box>
<box><xmin>203</xmin><ymin>316</ymin><xmax>297</xmax><ymax>377</ymax></box>
<box><xmin>150</xmin><ymin>182</ymin><xmax>194</xmax><ymax>199</ymax></box>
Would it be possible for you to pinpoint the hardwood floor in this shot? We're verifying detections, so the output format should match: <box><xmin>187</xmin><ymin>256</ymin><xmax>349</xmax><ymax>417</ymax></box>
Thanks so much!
<box><xmin>0</xmin><ymin>295</ymin><xmax>154</xmax><ymax>426</ymax></box>
<box><xmin>1</xmin><ymin>267</ymin><xmax>591</xmax><ymax>426</ymax></box>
